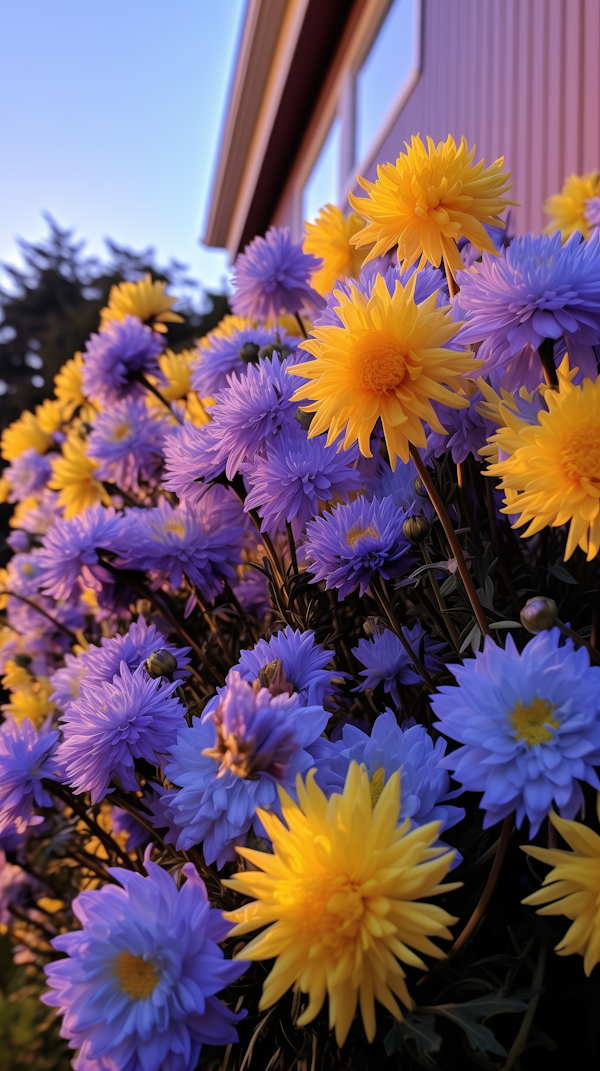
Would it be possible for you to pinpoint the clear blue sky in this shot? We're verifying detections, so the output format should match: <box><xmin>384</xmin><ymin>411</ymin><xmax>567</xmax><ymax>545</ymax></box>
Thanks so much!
<box><xmin>0</xmin><ymin>0</ymin><xmax>246</xmax><ymax>295</ymax></box>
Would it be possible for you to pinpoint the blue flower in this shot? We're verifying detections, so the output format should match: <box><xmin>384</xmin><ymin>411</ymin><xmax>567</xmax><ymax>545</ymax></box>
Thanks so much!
<box><xmin>353</xmin><ymin>623</ymin><xmax>446</xmax><ymax>706</ymax></box>
<box><xmin>86</xmin><ymin>397</ymin><xmax>168</xmax><ymax>493</ymax></box>
<box><xmin>431</xmin><ymin>630</ymin><xmax>600</xmax><ymax>836</ymax></box>
<box><xmin>191</xmin><ymin>325</ymin><xmax>277</xmax><ymax>397</ymax></box>
<box><xmin>38</xmin><ymin>504</ymin><xmax>122</xmax><ymax>601</ymax></box>
<box><xmin>425</xmin><ymin>389</ymin><xmax>489</xmax><ymax>465</ymax></box>
<box><xmin>114</xmin><ymin>489</ymin><xmax>245</xmax><ymax>600</ymax></box>
<box><xmin>233</xmin><ymin>626</ymin><xmax>336</xmax><ymax>706</ymax></box>
<box><xmin>4</xmin><ymin>449</ymin><xmax>55</xmax><ymax>502</ymax></box>
<box><xmin>58</xmin><ymin>662</ymin><xmax>185</xmax><ymax>803</ymax></box>
<box><xmin>242</xmin><ymin>431</ymin><xmax>363</xmax><ymax>538</ymax></box>
<box><xmin>81</xmin><ymin>315</ymin><xmax>164</xmax><ymax>405</ymax></box>
<box><xmin>0</xmin><ymin>718</ymin><xmax>61</xmax><ymax>835</ymax></box>
<box><xmin>231</xmin><ymin>226</ymin><xmax>324</xmax><ymax>321</ymax></box>
<box><xmin>310</xmin><ymin>711</ymin><xmax>464</xmax><ymax>839</ymax></box>
<box><xmin>164</xmin><ymin>672</ymin><xmax>329</xmax><ymax>867</ymax></box>
<box><xmin>49</xmin><ymin>653</ymin><xmax>87</xmax><ymax>713</ymax></box>
<box><xmin>456</xmin><ymin>231</ymin><xmax>600</xmax><ymax>384</ymax></box>
<box><xmin>304</xmin><ymin>494</ymin><xmax>411</xmax><ymax>599</ymax></box>
<box><xmin>315</xmin><ymin>262</ymin><xmax>448</xmax><ymax>329</ymax></box>
<box><xmin>365</xmin><ymin>455</ymin><xmax>432</xmax><ymax>519</ymax></box>
<box><xmin>42</xmin><ymin>857</ymin><xmax>247</xmax><ymax>1071</ymax></box>
<box><xmin>6</xmin><ymin>552</ymin><xmax>45</xmax><ymax>597</ymax></box>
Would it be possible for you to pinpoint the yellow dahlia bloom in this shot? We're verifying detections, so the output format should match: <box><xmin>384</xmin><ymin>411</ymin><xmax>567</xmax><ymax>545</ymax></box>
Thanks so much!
<box><xmin>197</xmin><ymin>314</ymin><xmax>250</xmax><ymax>351</ymax></box>
<box><xmin>49</xmin><ymin>433</ymin><xmax>111</xmax><ymax>519</ymax></box>
<box><xmin>544</xmin><ymin>171</ymin><xmax>600</xmax><ymax>241</ymax></box>
<box><xmin>522</xmin><ymin>802</ymin><xmax>600</xmax><ymax>975</ymax></box>
<box><xmin>224</xmin><ymin>763</ymin><xmax>459</xmax><ymax>1047</ymax></box>
<box><xmin>303</xmin><ymin>205</ymin><xmax>369</xmax><ymax>296</ymax></box>
<box><xmin>1</xmin><ymin>411</ymin><xmax>52</xmax><ymax>461</ymax></box>
<box><xmin>486</xmin><ymin>366</ymin><xmax>600</xmax><ymax>561</ymax></box>
<box><xmin>1</xmin><ymin>674</ymin><xmax>55</xmax><ymax>728</ymax></box>
<box><xmin>184</xmin><ymin>392</ymin><xmax>213</xmax><ymax>426</ymax></box>
<box><xmin>148</xmin><ymin>348</ymin><xmax>195</xmax><ymax>402</ymax></box>
<box><xmin>0</xmin><ymin>478</ymin><xmax>10</xmax><ymax>505</ymax></box>
<box><xmin>288</xmin><ymin>273</ymin><xmax>479</xmax><ymax>467</ymax></box>
<box><xmin>349</xmin><ymin>135</ymin><xmax>515</xmax><ymax>279</ymax></box>
<box><xmin>54</xmin><ymin>352</ymin><xmax>88</xmax><ymax>420</ymax></box>
<box><xmin>100</xmin><ymin>273</ymin><xmax>183</xmax><ymax>334</ymax></box>
<box><xmin>35</xmin><ymin>398</ymin><xmax>64</xmax><ymax>435</ymax></box>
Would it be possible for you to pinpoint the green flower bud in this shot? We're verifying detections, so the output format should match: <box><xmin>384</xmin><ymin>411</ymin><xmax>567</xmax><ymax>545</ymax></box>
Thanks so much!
<box><xmin>520</xmin><ymin>597</ymin><xmax>559</xmax><ymax>634</ymax></box>
<box><xmin>144</xmin><ymin>649</ymin><xmax>178</xmax><ymax>680</ymax></box>
<box><xmin>402</xmin><ymin>515</ymin><xmax>431</xmax><ymax>543</ymax></box>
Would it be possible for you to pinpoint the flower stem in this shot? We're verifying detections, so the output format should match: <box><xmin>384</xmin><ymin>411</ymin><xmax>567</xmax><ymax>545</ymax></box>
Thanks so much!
<box><xmin>538</xmin><ymin>337</ymin><xmax>558</xmax><ymax>389</ymax></box>
<box><xmin>136</xmin><ymin>372</ymin><xmax>184</xmax><ymax>423</ymax></box>
<box><xmin>372</xmin><ymin>575</ymin><xmax>436</xmax><ymax>691</ymax></box>
<box><xmin>445</xmin><ymin>268</ymin><xmax>460</xmax><ymax>300</ymax></box>
<box><xmin>500</xmin><ymin>941</ymin><xmax>548</xmax><ymax>1070</ymax></box>
<box><xmin>43</xmin><ymin>780</ymin><xmax>137</xmax><ymax>870</ymax></box>
<box><xmin>409</xmin><ymin>445</ymin><xmax>493</xmax><ymax>639</ymax></box>
<box><xmin>0</xmin><ymin>590</ymin><xmax>79</xmax><ymax>642</ymax></box>
<box><xmin>420</xmin><ymin>542</ymin><xmax>461</xmax><ymax>651</ymax></box>
<box><xmin>443</xmin><ymin>814</ymin><xmax>513</xmax><ymax>965</ymax></box>
<box><xmin>294</xmin><ymin>311</ymin><xmax>309</xmax><ymax>340</ymax></box>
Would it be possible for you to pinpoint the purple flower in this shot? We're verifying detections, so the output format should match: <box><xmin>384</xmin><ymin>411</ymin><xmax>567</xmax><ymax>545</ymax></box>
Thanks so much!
<box><xmin>242</xmin><ymin>431</ymin><xmax>363</xmax><ymax>538</ymax></box>
<box><xmin>5</xmin><ymin>448</ymin><xmax>55</xmax><ymax>502</ymax></box>
<box><xmin>304</xmin><ymin>494</ymin><xmax>411</xmax><ymax>600</ymax></box>
<box><xmin>352</xmin><ymin>623</ymin><xmax>446</xmax><ymax>706</ymax></box>
<box><xmin>86</xmin><ymin>397</ymin><xmax>168</xmax><ymax>493</ymax></box>
<box><xmin>315</xmin><ymin>262</ymin><xmax>448</xmax><ymax>329</ymax></box>
<box><xmin>81</xmin><ymin>315</ymin><xmax>164</xmax><ymax>405</ymax></box>
<box><xmin>6</xmin><ymin>530</ymin><xmax>30</xmax><ymax>552</ymax></box>
<box><xmin>425</xmin><ymin>389</ymin><xmax>489</xmax><ymax>464</ymax></box>
<box><xmin>232</xmin><ymin>568</ymin><xmax>271</xmax><ymax>618</ymax></box>
<box><xmin>13</xmin><ymin>489</ymin><xmax>62</xmax><ymax>535</ymax></box>
<box><xmin>114</xmin><ymin>488</ymin><xmax>245</xmax><ymax>600</ymax></box>
<box><xmin>42</xmin><ymin>857</ymin><xmax>247</xmax><ymax>1071</ymax></box>
<box><xmin>233</xmin><ymin>625</ymin><xmax>336</xmax><ymax>706</ymax></box>
<box><xmin>231</xmin><ymin>226</ymin><xmax>324</xmax><ymax>321</ymax></box>
<box><xmin>191</xmin><ymin>325</ymin><xmax>275</xmax><ymax>397</ymax></box>
<box><xmin>6</xmin><ymin>551</ymin><xmax>45</xmax><ymax>597</ymax></box>
<box><xmin>431</xmin><ymin>630</ymin><xmax>600</xmax><ymax>836</ymax></box>
<box><xmin>584</xmin><ymin>196</ymin><xmax>600</xmax><ymax>227</ymax></box>
<box><xmin>456</xmin><ymin>231</ymin><xmax>600</xmax><ymax>385</ymax></box>
<box><xmin>58</xmin><ymin>662</ymin><xmax>185</xmax><ymax>804</ymax></box>
<box><xmin>38</xmin><ymin>504</ymin><xmax>122</xmax><ymax>602</ymax></box>
<box><xmin>365</xmin><ymin>455</ymin><xmax>433</xmax><ymax>520</ymax></box>
<box><xmin>49</xmin><ymin>653</ymin><xmax>87</xmax><ymax>713</ymax></box>
<box><xmin>0</xmin><ymin>718</ymin><xmax>61</xmax><ymax>835</ymax></box>
<box><xmin>164</xmin><ymin>672</ymin><xmax>329</xmax><ymax>866</ymax></box>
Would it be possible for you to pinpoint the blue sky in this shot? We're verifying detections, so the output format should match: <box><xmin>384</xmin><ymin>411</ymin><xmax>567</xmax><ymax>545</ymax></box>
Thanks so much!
<box><xmin>0</xmin><ymin>0</ymin><xmax>246</xmax><ymax>294</ymax></box>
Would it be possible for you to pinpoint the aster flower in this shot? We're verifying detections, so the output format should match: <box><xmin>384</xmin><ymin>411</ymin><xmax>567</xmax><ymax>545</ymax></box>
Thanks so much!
<box><xmin>289</xmin><ymin>272</ymin><xmax>479</xmax><ymax>467</ymax></box>
<box><xmin>0</xmin><ymin>718</ymin><xmax>61</xmax><ymax>835</ymax></box>
<box><xmin>86</xmin><ymin>397</ymin><xmax>168</xmax><ymax>493</ymax></box>
<box><xmin>485</xmin><ymin>366</ymin><xmax>600</xmax><ymax>561</ymax></box>
<box><xmin>456</xmin><ymin>231</ymin><xmax>600</xmax><ymax>383</ymax></box>
<box><xmin>191</xmin><ymin>324</ymin><xmax>275</xmax><ymax>397</ymax></box>
<box><xmin>242</xmin><ymin>431</ymin><xmax>363</xmax><ymax>538</ymax></box>
<box><xmin>53</xmin><ymin>352</ymin><xmax>87</xmax><ymax>419</ymax></box>
<box><xmin>100</xmin><ymin>272</ymin><xmax>184</xmax><ymax>333</ymax></box>
<box><xmin>11</xmin><ymin>489</ymin><xmax>63</xmax><ymax>535</ymax></box>
<box><xmin>353</xmin><ymin>623</ymin><xmax>446</xmax><ymax>706</ymax></box>
<box><xmin>1</xmin><ymin>672</ymin><xmax>56</xmax><ymax>729</ymax></box>
<box><xmin>303</xmin><ymin>205</ymin><xmax>369</xmax><ymax>296</ymax></box>
<box><xmin>38</xmin><ymin>504</ymin><xmax>121</xmax><ymax>601</ymax></box>
<box><xmin>584</xmin><ymin>196</ymin><xmax>600</xmax><ymax>230</ymax></box>
<box><xmin>425</xmin><ymin>387</ymin><xmax>489</xmax><ymax>464</ymax></box>
<box><xmin>42</xmin><ymin>857</ymin><xmax>246</xmax><ymax>1071</ymax></box>
<box><xmin>58</xmin><ymin>662</ymin><xmax>185</xmax><ymax>803</ymax></box>
<box><xmin>522</xmin><ymin>801</ymin><xmax>600</xmax><ymax>975</ymax></box>
<box><xmin>1</xmin><ymin>410</ymin><xmax>53</xmax><ymax>462</ymax></box>
<box><xmin>231</xmin><ymin>226</ymin><xmax>325</xmax><ymax>321</ymax></box>
<box><xmin>232</xmin><ymin>567</ymin><xmax>271</xmax><ymax>618</ymax></box>
<box><xmin>114</xmin><ymin>489</ymin><xmax>245</xmax><ymax>599</ymax></box>
<box><xmin>349</xmin><ymin>134</ymin><xmax>515</xmax><ymax>280</ymax></box>
<box><xmin>312</xmin><ymin>712</ymin><xmax>464</xmax><ymax>840</ymax></box>
<box><xmin>164</xmin><ymin>672</ymin><xmax>329</xmax><ymax>867</ymax></box>
<box><xmin>81</xmin><ymin>315</ymin><xmax>164</xmax><ymax>405</ymax></box>
<box><xmin>304</xmin><ymin>494</ymin><xmax>411</xmax><ymax>599</ymax></box>
<box><xmin>5</xmin><ymin>552</ymin><xmax>45</xmax><ymax>598</ymax></box>
<box><xmin>544</xmin><ymin>171</ymin><xmax>600</xmax><ymax>241</ymax></box>
<box><xmin>4</xmin><ymin>448</ymin><xmax>55</xmax><ymax>502</ymax></box>
<box><xmin>234</xmin><ymin>626</ymin><xmax>336</xmax><ymax>706</ymax></box>
<box><xmin>224</xmin><ymin>762</ymin><xmax>459</xmax><ymax>1046</ymax></box>
<box><xmin>49</xmin><ymin>431</ymin><xmax>111</xmax><ymax>519</ymax></box>
<box><xmin>49</xmin><ymin>653</ymin><xmax>87</xmax><ymax>713</ymax></box>
<box><xmin>365</xmin><ymin>455</ymin><xmax>433</xmax><ymax>521</ymax></box>
<box><xmin>431</xmin><ymin>630</ymin><xmax>600</xmax><ymax>836</ymax></box>
<box><xmin>149</xmin><ymin>347</ymin><xmax>195</xmax><ymax>401</ymax></box>
<box><xmin>314</xmin><ymin>261</ymin><xmax>448</xmax><ymax>329</ymax></box>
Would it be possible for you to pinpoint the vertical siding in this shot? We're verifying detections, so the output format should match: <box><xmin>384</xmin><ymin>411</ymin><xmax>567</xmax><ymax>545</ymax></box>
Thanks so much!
<box><xmin>352</xmin><ymin>0</ymin><xmax>600</xmax><ymax>236</ymax></box>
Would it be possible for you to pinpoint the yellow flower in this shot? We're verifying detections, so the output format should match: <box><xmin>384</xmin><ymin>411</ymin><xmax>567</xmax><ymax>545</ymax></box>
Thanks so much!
<box><xmin>485</xmin><ymin>365</ymin><xmax>600</xmax><ymax>561</ymax></box>
<box><xmin>54</xmin><ymin>352</ymin><xmax>88</xmax><ymax>420</ymax></box>
<box><xmin>349</xmin><ymin>134</ymin><xmax>515</xmax><ymax>280</ymax></box>
<box><xmin>544</xmin><ymin>171</ymin><xmax>600</xmax><ymax>241</ymax></box>
<box><xmin>1</xmin><ymin>674</ymin><xmax>55</xmax><ymax>728</ymax></box>
<box><xmin>288</xmin><ymin>272</ymin><xmax>479</xmax><ymax>467</ymax></box>
<box><xmin>522</xmin><ymin>802</ymin><xmax>600</xmax><ymax>976</ymax></box>
<box><xmin>48</xmin><ymin>432</ymin><xmax>111</xmax><ymax>519</ymax></box>
<box><xmin>1</xmin><ymin>661</ymin><xmax>34</xmax><ymax>692</ymax></box>
<box><xmin>184</xmin><ymin>391</ymin><xmax>213</xmax><ymax>426</ymax></box>
<box><xmin>197</xmin><ymin>314</ymin><xmax>250</xmax><ymax>351</ymax></box>
<box><xmin>148</xmin><ymin>348</ymin><xmax>196</xmax><ymax>402</ymax></box>
<box><xmin>1</xmin><ymin>411</ymin><xmax>52</xmax><ymax>461</ymax></box>
<box><xmin>35</xmin><ymin>398</ymin><xmax>64</xmax><ymax>435</ymax></box>
<box><xmin>100</xmin><ymin>273</ymin><xmax>184</xmax><ymax>334</ymax></box>
<box><xmin>0</xmin><ymin>477</ymin><xmax>10</xmax><ymax>504</ymax></box>
<box><xmin>303</xmin><ymin>205</ymin><xmax>370</xmax><ymax>296</ymax></box>
<box><xmin>223</xmin><ymin>762</ymin><xmax>459</xmax><ymax>1047</ymax></box>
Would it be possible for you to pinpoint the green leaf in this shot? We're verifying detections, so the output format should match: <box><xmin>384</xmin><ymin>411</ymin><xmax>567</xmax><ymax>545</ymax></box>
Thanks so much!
<box><xmin>489</xmin><ymin>620</ymin><xmax>522</xmax><ymax>629</ymax></box>
<box><xmin>460</xmin><ymin>623</ymin><xmax>479</xmax><ymax>653</ymax></box>
<box><xmin>421</xmin><ymin>994</ymin><xmax>528</xmax><ymax>1056</ymax></box>
<box><xmin>385</xmin><ymin>1012</ymin><xmax>442</xmax><ymax>1067</ymax></box>
<box><xmin>548</xmin><ymin>563</ymin><xmax>578</xmax><ymax>585</ymax></box>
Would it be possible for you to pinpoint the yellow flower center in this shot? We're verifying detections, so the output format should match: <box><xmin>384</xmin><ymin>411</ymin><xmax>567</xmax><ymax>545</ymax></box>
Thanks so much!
<box><xmin>562</xmin><ymin>423</ymin><xmax>600</xmax><ymax>487</ymax></box>
<box><xmin>110</xmin><ymin>422</ymin><xmax>131</xmax><ymax>442</ymax></box>
<box><xmin>510</xmin><ymin>697</ymin><xmax>559</xmax><ymax>746</ymax></box>
<box><xmin>21</xmin><ymin>563</ymin><xmax>35</xmax><ymax>577</ymax></box>
<box><xmin>155</xmin><ymin>520</ymin><xmax>186</xmax><ymax>541</ymax></box>
<box><xmin>115</xmin><ymin>951</ymin><xmax>159</xmax><ymax>1000</ymax></box>
<box><xmin>370</xmin><ymin>768</ymin><xmax>385</xmax><ymax>807</ymax></box>
<box><xmin>346</xmin><ymin>523</ymin><xmax>378</xmax><ymax>548</ymax></box>
<box><xmin>352</xmin><ymin>330</ymin><xmax>407</xmax><ymax>394</ymax></box>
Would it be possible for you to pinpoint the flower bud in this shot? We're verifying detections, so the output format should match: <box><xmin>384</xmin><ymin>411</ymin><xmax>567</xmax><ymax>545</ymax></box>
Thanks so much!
<box><xmin>144</xmin><ymin>649</ymin><xmax>178</xmax><ymax>680</ymax></box>
<box><xmin>402</xmin><ymin>515</ymin><xmax>431</xmax><ymax>543</ymax></box>
<box><xmin>239</xmin><ymin>341</ymin><xmax>260</xmax><ymax>364</ymax></box>
<box><xmin>14</xmin><ymin>653</ymin><xmax>32</xmax><ymax>668</ymax></box>
<box><xmin>414</xmin><ymin>476</ymin><xmax>428</xmax><ymax>498</ymax></box>
<box><xmin>520</xmin><ymin>597</ymin><xmax>558</xmax><ymax>634</ymax></box>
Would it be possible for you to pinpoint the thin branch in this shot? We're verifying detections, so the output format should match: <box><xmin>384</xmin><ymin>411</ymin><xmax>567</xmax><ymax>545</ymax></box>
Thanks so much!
<box><xmin>0</xmin><ymin>590</ymin><xmax>78</xmax><ymax>641</ymax></box>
